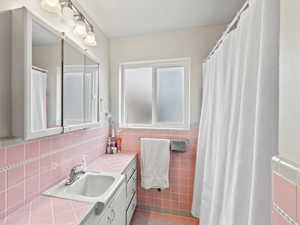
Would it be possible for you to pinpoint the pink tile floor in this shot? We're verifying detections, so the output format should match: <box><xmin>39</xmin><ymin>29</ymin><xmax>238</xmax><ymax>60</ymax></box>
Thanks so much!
<box><xmin>131</xmin><ymin>210</ymin><xmax>199</xmax><ymax>225</ymax></box>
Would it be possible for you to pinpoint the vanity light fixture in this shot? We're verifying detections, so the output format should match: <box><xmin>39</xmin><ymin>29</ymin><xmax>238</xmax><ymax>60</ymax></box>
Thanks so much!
<box><xmin>73</xmin><ymin>15</ymin><xmax>87</xmax><ymax>37</ymax></box>
<box><xmin>40</xmin><ymin>0</ymin><xmax>97</xmax><ymax>46</ymax></box>
<box><xmin>41</xmin><ymin>0</ymin><xmax>61</xmax><ymax>13</ymax></box>
<box><xmin>84</xmin><ymin>27</ymin><xmax>97</xmax><ymax>46</ymax></box>
<box><xmin>61</xmin><ymin>0</ymin><xmax>75</xmax><ymax>25</ymax></box>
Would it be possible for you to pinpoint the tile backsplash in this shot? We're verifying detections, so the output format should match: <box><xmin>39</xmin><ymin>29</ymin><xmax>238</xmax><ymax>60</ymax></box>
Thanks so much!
<box><xmin>0</xmin><ymin>126</ymin><xmax>109</xmax><ymax>218</ymax></box>
<box><xmin>118</xmin><ymin>128</ymin><xmax>199</xmax><ymax>215</ymax></box>
<box><xmin>272</xmin><ymin>156</ymin><xmax>300</xmax><ymax>225</ymax></box>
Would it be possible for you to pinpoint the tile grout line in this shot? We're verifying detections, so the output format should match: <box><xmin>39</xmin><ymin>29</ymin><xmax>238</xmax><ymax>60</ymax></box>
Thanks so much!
<box><xmin>50</xmin><ymin>198</ymin><xmax>56</xmax><ymax>225</ymax></box>
<box><xmin>0</xmin><ymin>134</ymin><xmax>108</xmax><ymax>174</ymax></box>
<box><xmin>28</xmin><ymin>200</ymin><xmax>32</xmax><ymax>225</ymax></box>
<box><xmin>273</xmin><ymin>204</ymin><xmax>298</xmax><ymax>225</ymax></box>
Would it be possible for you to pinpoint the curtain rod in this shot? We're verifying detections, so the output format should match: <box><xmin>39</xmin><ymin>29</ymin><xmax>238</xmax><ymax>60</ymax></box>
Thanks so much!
<box><xmin>204</xmin><ymin>0</ymin><xmax>250</xmax><ymax>62</ymax></box>
<box><xmin>32</xmin><ymin>66</ymin><xmax>48</xmax><ymax>74</ymax></box>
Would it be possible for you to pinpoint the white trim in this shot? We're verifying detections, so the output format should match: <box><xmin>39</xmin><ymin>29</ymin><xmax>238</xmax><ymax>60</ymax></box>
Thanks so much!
<box><xmin>119</xmin><ymin>58</ymin><xmax>191</xmax><ymax>130</ymax></box>
<box><xmin>120</xmin><ymin>57</ymin><xmax>191</xmax><ymax>66</ymax></box>
<box><xmin>63</xmin><ymin>122</ymin><xmax>102</xmax><ymax>133</ymax></box>
<box><xmin>27</xmin><ymin>127</ymin><xmax>63</xmax><ymax>140</ymax></box>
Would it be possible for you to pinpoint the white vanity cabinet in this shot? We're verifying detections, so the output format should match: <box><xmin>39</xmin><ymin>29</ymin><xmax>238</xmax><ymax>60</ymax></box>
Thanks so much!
<box><xmin>82</xmin><ymin>157</ymin><xmax>137</xmax><ymax>225</ymax></box>
<box><xmin>122</xmin><ymin>157</ymin><xmax>137</xmax><ymax>225</ymax></box>
<box><xmin>81</xmin><ymin>180</ymin><xmax>126</xmax><ymax>225</ymax></box>
<box><xmin>97</xmin><ymin>182</ymin><xmax>126</xmax><ymax>225</ymax></box>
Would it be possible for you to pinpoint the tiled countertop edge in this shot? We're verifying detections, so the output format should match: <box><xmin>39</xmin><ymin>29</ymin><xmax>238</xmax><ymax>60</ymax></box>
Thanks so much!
<box><xmin>272</xmin><ymin>156</ymin><xmax>300</xmax><ymax>185</ymax></box>
<box><xmin>273</xmin><ymin>204</ymin><xmax>298</xmax><ymax>225</ymax></box>
<box><xmin>272</xmin><ymin>156</ymin><xmax>300</xmax><ymax>225</ymax></box>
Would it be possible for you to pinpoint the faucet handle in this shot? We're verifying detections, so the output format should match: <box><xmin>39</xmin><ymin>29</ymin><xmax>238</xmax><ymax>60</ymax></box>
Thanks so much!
<box><xmin>70</xmin><ymin>164</ymin><xmax>82</xmax><ymax>175</ymax></box>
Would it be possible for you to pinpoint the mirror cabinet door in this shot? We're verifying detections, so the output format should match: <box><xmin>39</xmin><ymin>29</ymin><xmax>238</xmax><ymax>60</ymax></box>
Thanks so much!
<box><xmin>84</xmin><ymin>57</ymin><xmax>99</xmax><ymax>124</ymax></box>
<box><xmin>63</xmin><ymin>41</ymin><xmax>100</xmax><ymax>128</ymax></box>
<box><xmin>31</xmin><ymin>21</ymin><xmax>62</xmax><ymax>133</ymax></box>
<box><xmin>63</xmin><ymin>41</ymin><xmax>85</xmax><ymax>126</ymax></box>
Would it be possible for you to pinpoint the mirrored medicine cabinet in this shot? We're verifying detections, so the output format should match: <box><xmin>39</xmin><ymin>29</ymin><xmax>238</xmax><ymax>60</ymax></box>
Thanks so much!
<box><xmin>0</xmin><ymin>7</ymin><xmax>101</xmax><ymax>142</ymax></box>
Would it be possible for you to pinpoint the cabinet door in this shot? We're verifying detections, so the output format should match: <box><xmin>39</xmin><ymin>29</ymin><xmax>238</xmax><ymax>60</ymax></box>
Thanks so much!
<box><xmin>97</xmin><ymin>184</ymin><xmax>126</xmax><ymax>225</ymax></box>
<box><xmin>96</xmin><ymin>208</ymin><xmax>110</xmax><ymax>225</ymax></box>
<box><xmin>11</xmin><ymin>8</ymin><xmax>64</xmax><ymax>140</ymax></box>
<box><xmin>111</xmin><ymin>184</ymin><xmax>126</xmax><ymax>225</ymax></box>
<box><xmin>126</xmin><ymin>193</ymin><xmax>137</xmax><ymax>225</ymax></box>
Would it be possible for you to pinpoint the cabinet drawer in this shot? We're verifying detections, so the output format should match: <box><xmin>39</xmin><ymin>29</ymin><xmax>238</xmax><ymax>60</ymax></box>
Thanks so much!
<box><xmin>126</xmin><ymin>193</ymin><xmax>137</xmax><ymax>225</ymax></box>
<box><xmin>124</xmin><ymin>158</ymin><xmax>136</xmax><ymax>182</ymax></box>
<box><xmin>127</xmin><ymin>171</ymin><xmax>137</xmax><ymax>204</ymax></box>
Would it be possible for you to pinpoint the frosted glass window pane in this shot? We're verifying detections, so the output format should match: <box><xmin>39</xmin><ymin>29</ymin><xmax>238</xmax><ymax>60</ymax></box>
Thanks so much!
<box><xmin>124</xmin><ymin>68</ymin><xmax>152</xmax><ymax>124</ymax></box>
<box><xmin>157</xmin><ymin>67</ymin><xmax>184</xmax><ymax>123</ymax></box>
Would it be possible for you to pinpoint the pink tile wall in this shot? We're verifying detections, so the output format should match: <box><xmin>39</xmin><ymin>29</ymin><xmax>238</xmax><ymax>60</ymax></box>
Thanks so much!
<box><xmin>118</xmin><ymin>128</ymin><xmax>198</xmax><ymax>213</ymax></box>
<box><xmin>0</xmin><ymin>126</ymin><xmax>109</xmax><ymax>218</ymax></box>
<box><xmin>298</xmin><ymin>186</ymin><xmax>300</xmax><ymax>223</ymax></box>
<box><xmin>272</xmin><ymin>173</ymin><xmax>297</xmax><ymax>221</ymax></box>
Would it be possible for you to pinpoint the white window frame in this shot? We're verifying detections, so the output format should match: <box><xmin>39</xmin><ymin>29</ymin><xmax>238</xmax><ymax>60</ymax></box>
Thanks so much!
<box><xmin>119</xmin><ymin>58</ymin><xmax>191</xmax><ymax>130</ymax></box>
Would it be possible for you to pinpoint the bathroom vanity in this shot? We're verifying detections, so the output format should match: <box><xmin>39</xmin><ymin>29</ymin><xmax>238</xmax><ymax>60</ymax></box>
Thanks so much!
<box><xmin>0</xmin><ymin>153</ymin><xmax>137</xmax><ymax>225</ymax></box>
<box><xmin>84</xmin><ymin>154</ymin><xmax>137</xmax><ymax>225</ymax></box>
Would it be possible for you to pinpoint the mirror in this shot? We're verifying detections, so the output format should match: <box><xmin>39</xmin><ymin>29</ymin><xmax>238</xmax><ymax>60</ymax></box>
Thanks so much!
<box><xmin>84</xmin><ymin>57</ymin><xmax>99</xmax><ymax>123</ymax></box>
<box><xmin>31</xmin><ymin>21</ymin><xmax>62</xmax><ymax>132</ymax></box>
<box><xmin>63</xmin><ymin>40</ymin><xmax>99</xmax><ymax>128</ymax></box>
<box><xmin>63</xmin><ymin>41</ymin><xmax>85</xmax><ymax>126</ymax></box>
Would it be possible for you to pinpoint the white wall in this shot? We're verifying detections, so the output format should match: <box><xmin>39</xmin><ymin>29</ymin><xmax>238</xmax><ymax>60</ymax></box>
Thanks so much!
<box><xmin>279</xmin><ymin>0</ymin><xmax>300</xmax><ymax>163</ymax></box>
<box><xmin>0</xmin><ymin>11</ymin><xmax>12</xmax><ymax>137</ymax></box>
<box><xmin>109</xmin><ymin>25</ymin><xmax>225</xmax><ymax>126</ymax></box>
<box><xmin>0</xmin><ymin>0</ymin><xmax>110</xmax><ymax>118</ymax></box>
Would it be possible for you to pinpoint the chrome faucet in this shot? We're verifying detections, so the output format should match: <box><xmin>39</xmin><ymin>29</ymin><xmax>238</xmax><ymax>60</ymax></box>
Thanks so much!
<box><xmin>65</xmin><ymin>164</ymin><xmax>85</xmax><ymax>186</ymax></box>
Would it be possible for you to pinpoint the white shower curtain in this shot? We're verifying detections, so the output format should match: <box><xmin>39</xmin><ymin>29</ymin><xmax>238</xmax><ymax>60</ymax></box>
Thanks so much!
<box><xmin>31</xmin><ymin>68</ymin><xmax>47</xmax><ymax>131</ymax></box>
<box><xmin>192</xmin><ymin>0</ymin><xmax>279</xmax><ymax>224</ymax></box>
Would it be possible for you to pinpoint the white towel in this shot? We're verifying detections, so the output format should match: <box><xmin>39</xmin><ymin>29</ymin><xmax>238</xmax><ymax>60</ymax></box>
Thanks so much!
<box><xmin>140</xmin><ymin>138</ymin><xmax>170</xmax><ymax>189</ymax></box>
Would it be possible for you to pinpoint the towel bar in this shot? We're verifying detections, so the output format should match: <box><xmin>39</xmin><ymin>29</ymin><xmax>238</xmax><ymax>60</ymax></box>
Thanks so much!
<box><xmin>139</xmin><ymin>138</ymin><xmax>188</xmax><ymax>152</ymax></box>
<box><xmin>139</xmin><ymin>138</ymin><xmax>189</xmax><ymax>143</ymax></box>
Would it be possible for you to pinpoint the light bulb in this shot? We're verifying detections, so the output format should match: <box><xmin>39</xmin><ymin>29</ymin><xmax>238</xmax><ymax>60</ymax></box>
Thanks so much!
<box><xmin>61</xmin><ymin>5</ymin><xmax>75</xmax><ymax>26</ymax></box>
<box><xmin>84</xmin><ymin>31</ymin><xmax>97</xmax><ymax>46</ymax></box>
<box><xmin>41</xmin><ymin>0</ymin><xmax>61</xmax><ymax>13</ymax></box>
<box><xmin>73</xmin><ymin>20</ymin><xmax>87</xmax><ymax>37</ymax></box>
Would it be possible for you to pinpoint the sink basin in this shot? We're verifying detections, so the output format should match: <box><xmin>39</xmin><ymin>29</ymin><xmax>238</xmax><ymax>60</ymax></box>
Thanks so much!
<box><xmin>66</xmin><ymin>174</ymin><xmax>115</xmax><ymax>197</ymax></box>
<box><xmin>43</xmin><ymin>171</ymin><xmax>124</xmax><ymax>204</ymax></box>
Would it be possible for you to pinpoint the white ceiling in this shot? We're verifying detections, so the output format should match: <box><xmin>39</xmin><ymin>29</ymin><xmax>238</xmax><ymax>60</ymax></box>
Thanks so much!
<box><xmin>77</xmin><ymin>0</ymin><xmax>246</xmax><ymax>37</ymax></box>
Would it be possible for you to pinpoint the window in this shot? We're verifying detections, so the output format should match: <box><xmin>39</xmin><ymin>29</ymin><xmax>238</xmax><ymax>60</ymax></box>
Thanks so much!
<box><xmin>119</xmin><ymin>58</ymin><xmax>190</xmax><ymax>129</ymax></box>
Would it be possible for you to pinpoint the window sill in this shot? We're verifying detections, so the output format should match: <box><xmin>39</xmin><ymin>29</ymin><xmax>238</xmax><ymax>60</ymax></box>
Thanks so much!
<box><xmin>118</xmin><ymin>125</ymin><xmax>191</xmax><ymax>131</ymax></box>
<box><xmin>64</xmin><ymin>122</ymin><xmax>101</xmax><ymax>133</ymax></box>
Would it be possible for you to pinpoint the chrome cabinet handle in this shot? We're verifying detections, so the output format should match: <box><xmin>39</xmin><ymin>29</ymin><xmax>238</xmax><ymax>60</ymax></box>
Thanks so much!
<box><xmin>132</xmin><ymin>203</ymin><xmax>136</xmax><ymax>210</ymax></box>
<box><xmin>107</xmin><ymin>216</ymin><xmax>111</xmax><ymax>225</ymax></box>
